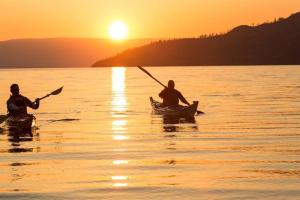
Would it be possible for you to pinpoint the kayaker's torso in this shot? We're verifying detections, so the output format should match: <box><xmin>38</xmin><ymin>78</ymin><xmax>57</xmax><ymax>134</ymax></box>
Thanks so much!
<box><xmin>7</xmin><ymin>95</ymin><xmax>39</xmax><ymax>116</ymax></box>
<box><xmin>159</xmin><ymin>88</ymin><xmax>184</xmax><ymax>106</ymax></box>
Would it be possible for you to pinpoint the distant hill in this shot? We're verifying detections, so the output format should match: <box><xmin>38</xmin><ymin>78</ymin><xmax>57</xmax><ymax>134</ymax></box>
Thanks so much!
<box><xmin>0</xmin><ymin>38</ymin><xmax>153</xmax><ymax>68</ymax></box>
<box><xmin>92</xmin><ymin>12</ymin><xmax>300</xmax><ymax>67</ymax></box>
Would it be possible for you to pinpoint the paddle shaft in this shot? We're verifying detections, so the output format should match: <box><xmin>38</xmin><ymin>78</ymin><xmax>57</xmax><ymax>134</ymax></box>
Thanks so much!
<box><xmin>36</xmin><ymin>87</ymin><xmax>63</xmax><ymax>101</ymax></box>
<box><xmin>150</xmin><ymin>76</ymin><xmax>166</xmax><ymax>88</ymax></box>
<box><xmin>138</xmin><ymin>66</ymin><xmax>166</xmax><ymax>88</ymax></box>
<box><xmin>38</xmin><ymin>94</ymin><xmax>50</xmax><ymax>101</ymax></box>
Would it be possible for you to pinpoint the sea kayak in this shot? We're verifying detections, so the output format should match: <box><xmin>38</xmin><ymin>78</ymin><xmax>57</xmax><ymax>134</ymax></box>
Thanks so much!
<box><xmin>5</xmin><ymin>114</ymin><xmax>36</xmax><ymax>132</ymax></box>
<box><xmin>150</xmin><ymin>97</ymin><xmax>198</xmax><ymax>117</ymax></box>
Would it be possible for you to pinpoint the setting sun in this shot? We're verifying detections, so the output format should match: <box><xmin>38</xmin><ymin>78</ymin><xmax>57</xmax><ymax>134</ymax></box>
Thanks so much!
<box><xmin>108</xmin><ymin>21</ymin><xmax>128</xmax><ymax>40</ymax></box>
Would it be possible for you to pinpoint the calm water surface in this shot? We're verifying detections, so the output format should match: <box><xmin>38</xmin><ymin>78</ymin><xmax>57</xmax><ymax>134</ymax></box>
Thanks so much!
<box><xmin>0</xmin><ymin>66</ymin><xmax>300</xmax><ymax>199</ymax></box>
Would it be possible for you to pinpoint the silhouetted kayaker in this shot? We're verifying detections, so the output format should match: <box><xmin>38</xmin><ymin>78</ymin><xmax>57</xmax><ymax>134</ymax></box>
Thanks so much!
<box><xmin>159</xmin><ymin>80</ymin><xmax>190</xmax><ymax>106</ymax></box>
<box><xmin>7</xmin><ymin>84</ymin><xmax>40</xmax><ymax>116</ymax></box>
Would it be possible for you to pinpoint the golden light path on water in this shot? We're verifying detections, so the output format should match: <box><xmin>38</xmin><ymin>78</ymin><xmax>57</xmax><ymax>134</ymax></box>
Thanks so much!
<box><xmin>112</xmin><ymin>67</ymin><xmax>127</xmax><ymax>113</ymax></box>
<box><xmin>111</xmin><ymin>67</ymin><xmax>129</xmax><ymax>188</ymax></box>
<box><xmin>0</xmin><ymin>66</ymin><xmax>299</xmax><ymax>199</ymax></box>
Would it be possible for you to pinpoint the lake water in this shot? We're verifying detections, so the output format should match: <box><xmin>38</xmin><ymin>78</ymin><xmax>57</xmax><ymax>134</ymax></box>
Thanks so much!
<box><xmin>0</xmin><ymin>66</ymin><xmax>300</xmax><ymax>199</ymax></box>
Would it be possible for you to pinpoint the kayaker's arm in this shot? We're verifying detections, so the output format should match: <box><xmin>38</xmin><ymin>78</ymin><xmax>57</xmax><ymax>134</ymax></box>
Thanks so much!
<box><xmin>25</xmin><ymin>97</ymin><xmax>40</xmax><ymax>110</ymax></box>
<box><xmin>159</xmin><ymin>89</ymin><xmax>166</xmax><ymax>98</ymax></box>
<box><xmin>33</xmin><ymin>98</ymin><xmax>40</xmax><ymax>109</ymax></box>
<box><xmin>178</xmin><ymin>92</ymin><xmax>190</xmax><ymax>105</ymax></box>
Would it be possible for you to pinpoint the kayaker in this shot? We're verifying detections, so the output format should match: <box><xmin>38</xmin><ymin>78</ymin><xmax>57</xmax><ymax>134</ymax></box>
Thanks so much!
<box><xmin>7</xmin><ymin>84</ymin><xmax>40</xmax><ymax>116</ymax></box>
<box><xmin>159</xmin><ymin>80</ymin><xmax>190</xmax><ymax>106</ymax></box>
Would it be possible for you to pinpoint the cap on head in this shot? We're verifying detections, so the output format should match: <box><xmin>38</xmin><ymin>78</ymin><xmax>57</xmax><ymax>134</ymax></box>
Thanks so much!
<box><xmin>10</xmin><ymin>84</ymin><xmax>19</xmax><ymax>95</ymax></box>
<box><xmin>168</xmin><ymin>80</ymin><xmax>175</xmax><ymax>89</ymax></box>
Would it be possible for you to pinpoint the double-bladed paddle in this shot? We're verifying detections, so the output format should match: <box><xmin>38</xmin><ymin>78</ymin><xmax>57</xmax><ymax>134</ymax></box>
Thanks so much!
<box><xmin>137</xmin><ymin>66</ymin><xmax>204</xmax><ymax>115</ymax></box>
<box><xmin>0</xmin><ymin>86</ymin><xmax>64</xmax><ymax>124</ymax></box>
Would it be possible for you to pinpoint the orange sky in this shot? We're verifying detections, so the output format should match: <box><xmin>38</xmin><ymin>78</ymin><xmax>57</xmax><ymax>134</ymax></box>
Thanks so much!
<box><xmin>0</xmin><ymin>0</ymin><xmax>300</xmax><ymax>41</ymax></box>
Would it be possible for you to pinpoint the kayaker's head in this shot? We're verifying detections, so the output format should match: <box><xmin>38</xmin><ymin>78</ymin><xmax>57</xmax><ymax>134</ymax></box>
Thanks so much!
<box><xmin>10</xmin><ymin>84</ymin><xmax>20</xmax><ymax>96</ymax></box>
<box><xmin>168</xmin><ymin>80</ymin><xmax>175</xmax><ymax>89</ymax></box>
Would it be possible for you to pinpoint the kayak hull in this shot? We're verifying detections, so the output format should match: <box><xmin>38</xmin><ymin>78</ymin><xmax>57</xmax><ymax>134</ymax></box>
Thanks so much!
<box><xmin>5</xmin><ymin>114</ymin><xmax>35</xmax><ymax>133</ymax></box>
<box><xmin>150</xmin><ymin>97</ymin><xmax>198</xmax><ymax>117</ymax></box>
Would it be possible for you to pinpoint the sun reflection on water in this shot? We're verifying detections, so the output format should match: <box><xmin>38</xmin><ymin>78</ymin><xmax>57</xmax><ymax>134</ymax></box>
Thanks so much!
<box><xmin>112</xmin><ymin>120</ymin><xmax>127</xmax><ymax>126</ymax></box>
<box><xmin>112</xmin><ymin>119</ymin><xmax>128</xmax><ymax>132</ymax></box>
<box><xmin>112</xmin><ymin>183</ymin><xmax>128</xmax><ymax>187</ymax></box>
<box><xmin>113</xmin><ymin>160</ymin><xmax>128</xmax><ymax>165</ymax></box>
<box><xmin>111</xmin><ymin>67</ymin><xmax>129</xmax><ymax>141</ymax></box>
<box><xmin>111</xmin><ymin>175</ymin><xmax>128</xmax><ymax>187</ymax></box>
<box><xmin>112</xmin><ymin>67</ymin><xmax>127</xmax><ymax>112</ymax></box>
<box><xmin>113</xmin><ymin>135</ymin><xmax>129</xmax><ymax>140</ymax></box>
<box><xmin>111</xmin><ymin>67</ymin><xmax>129</xmax><ymax>188</ymax></box>
<box><xmin>111</xmin><ymin>175</ymin><xmax>128</xmax><ymax>180</ymax></box>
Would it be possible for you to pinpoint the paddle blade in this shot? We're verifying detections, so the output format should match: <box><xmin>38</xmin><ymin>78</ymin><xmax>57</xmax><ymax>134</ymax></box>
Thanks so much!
<box><xmin>51</xmin><ymin>87</ymin><xmax>63</xmax><ymax>95</ymax></box>
<box><xmin>0</xmin><ymin>115</ymin><xmax>8</xmax><ymax>124</ymax></box>
<box><xmin>138</xmin><ymin>66</ymin><xmax>152</xmax><ymax>77</ymax></box>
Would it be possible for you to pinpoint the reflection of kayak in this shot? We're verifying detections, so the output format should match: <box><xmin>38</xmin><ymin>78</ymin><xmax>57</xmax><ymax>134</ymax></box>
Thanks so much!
<box><xmin>5</xmin><ymin>114</ymin><xmax>35</xmax><ymax>132</ymax></box>
<box><xmin>150</xmin><ymin>97</ymin><xmax>198</xmax><ymax>117</ymax></box>
<box><xmin>162</xmin><ymin>116</ymin><xmax>198</xmax><ymax>132</ymax></box>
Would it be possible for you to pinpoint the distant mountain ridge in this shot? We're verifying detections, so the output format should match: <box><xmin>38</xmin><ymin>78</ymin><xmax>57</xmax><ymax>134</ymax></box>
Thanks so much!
<box><xmin>0</xmin><ymin>38</ymin><xmax>153</xmax><ymax>68</ymax></box>
<box><xmin>92</xmin><ymin>12</ymin><xmax>300</xmax><ymax>67</ymax></box>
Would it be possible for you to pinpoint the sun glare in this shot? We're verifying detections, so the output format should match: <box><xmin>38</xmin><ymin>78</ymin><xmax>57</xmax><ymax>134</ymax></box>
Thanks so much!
<box><xmin>109</xmin><ymin>21</ymin><xmax>128</xmax><ymax>40</ymax></box>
